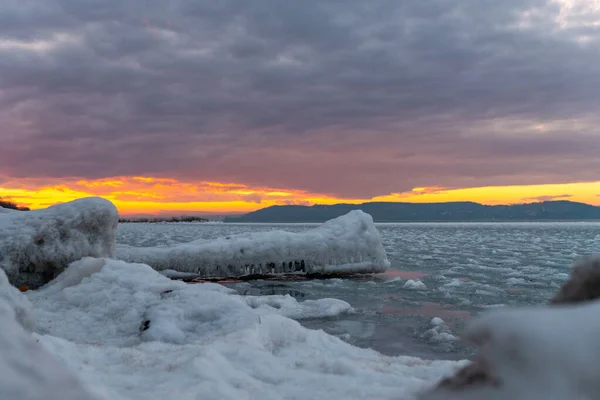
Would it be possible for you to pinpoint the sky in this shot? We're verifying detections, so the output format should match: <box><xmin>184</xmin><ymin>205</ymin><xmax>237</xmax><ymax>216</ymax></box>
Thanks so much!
<box><xmin>1</xmin><ymin>0</ymin><xmax>600</xmax><ymax>215</ymax></box>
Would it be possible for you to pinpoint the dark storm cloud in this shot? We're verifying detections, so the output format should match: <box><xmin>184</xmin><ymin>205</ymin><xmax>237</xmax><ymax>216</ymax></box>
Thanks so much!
<box><xmin>1</xmin><ymin>0</ymin><xmax>600</xmax><ymax>197</ymax></box>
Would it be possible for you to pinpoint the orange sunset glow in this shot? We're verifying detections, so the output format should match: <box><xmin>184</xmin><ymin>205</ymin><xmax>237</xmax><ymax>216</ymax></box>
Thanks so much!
<box><xmin>1</xmin><ymin>177</ymin><xmax>599</xmax><ymax>216</ymax></box>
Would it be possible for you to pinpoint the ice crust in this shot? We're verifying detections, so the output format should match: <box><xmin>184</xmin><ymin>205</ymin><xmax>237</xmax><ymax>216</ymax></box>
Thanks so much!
<box><xmin>0</xmin><ymin>197</ymin><xmax>118</xmax><ymax>287</ymax></box>
<box><xmin>117</xmin><ymin>210</ymin><xmax>390</xmax><ymax>278</ymax></box>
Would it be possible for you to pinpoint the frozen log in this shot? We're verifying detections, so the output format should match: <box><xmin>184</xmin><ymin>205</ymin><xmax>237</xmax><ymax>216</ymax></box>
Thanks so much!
<box><xmin>0</xmin><ymin>197</ymin><xmax>119</xmax><ymax>288</ymax></box>
<box><xmin>117</xmin><ymin>210</ymin><xmax>390</xmax><ymax>278</ymax></box>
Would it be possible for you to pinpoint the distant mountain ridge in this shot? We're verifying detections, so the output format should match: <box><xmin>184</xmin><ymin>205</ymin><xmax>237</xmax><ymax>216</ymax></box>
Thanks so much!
<box><xmin>224</xmin><ymin>201</ymin><xmax>600</xmax><ymax>223</ymax></box>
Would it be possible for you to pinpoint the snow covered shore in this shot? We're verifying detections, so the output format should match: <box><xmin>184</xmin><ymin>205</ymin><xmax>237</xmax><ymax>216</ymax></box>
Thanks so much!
<box><xmin>0</xmin><ymin>198</ymin><xmax>118</xmax><ymax>288</ymax></box>
<box><xmin>0</xmin><ymin>257</ymin><xmax>460</xmax><ymax>400</ymax></box>
<box><xmin>117</xmin><ymin>210</ymin><xmax>390</xmax><ymax>278</ymax></box>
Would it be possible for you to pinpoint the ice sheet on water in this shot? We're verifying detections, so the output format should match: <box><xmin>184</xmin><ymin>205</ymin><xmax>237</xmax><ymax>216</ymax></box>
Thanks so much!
<box><xmin>25</xmin><ymin>257</ymin><xmax>462</xmax><ymax>400</ymax></box>
<box><xmin>116</xmin><ymin>210</ymin><xmax>390</xmax><ymax>278</ymax></box>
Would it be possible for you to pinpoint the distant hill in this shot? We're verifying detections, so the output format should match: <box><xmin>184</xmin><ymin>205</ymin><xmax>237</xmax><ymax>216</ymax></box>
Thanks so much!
<box><xmin>224</xmin><ymin>201</ymin><xmax>600</xmax><ymax>223</ymax></box>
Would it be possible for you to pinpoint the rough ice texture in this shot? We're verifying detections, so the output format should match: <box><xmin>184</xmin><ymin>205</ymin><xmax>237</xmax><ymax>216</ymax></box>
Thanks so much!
<box><xmin>420</xmin><ymin>254</ymin><xmax>600</xmax><ymax>400</ymax></box>
<box><xmin>116</xmin><ymin>210</ymin><xmax>390</xmax><ymax>278</ymax></box>
<box><xmin>0</xmin><ymin>197</ymin><xmax>119</xmax><ymax>288</ymax></box>
<box><xmin>28</xmin><ymin>257</ymin><xmax>461</xmax><ymax>399</ymax></box>
<box><xmin>0</xmin><ymin>269</ymin><xmax>97</xmax><ymax>400</ymax></box>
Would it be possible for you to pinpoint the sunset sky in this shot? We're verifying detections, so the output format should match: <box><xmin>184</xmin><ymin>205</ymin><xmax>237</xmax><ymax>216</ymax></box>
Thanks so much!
<box><xmin>1</xmin><ymin>0</ymin><xmax>600</xmax><ymax>216</ymax></box>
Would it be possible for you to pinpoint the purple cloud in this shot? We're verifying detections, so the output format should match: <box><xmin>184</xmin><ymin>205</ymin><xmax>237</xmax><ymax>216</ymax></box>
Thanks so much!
<box><xmin>1</xmin><ymin>0</ymin><xmax>600</xmax><ymax>197</ymax></box>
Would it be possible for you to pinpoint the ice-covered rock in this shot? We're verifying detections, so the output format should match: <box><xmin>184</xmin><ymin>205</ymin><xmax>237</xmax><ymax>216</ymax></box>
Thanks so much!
<box><xmin>0</xmin><ymin>269</ymin><xmax>97</xmax><ymax>400</ymax></box>
<box><xmin>420</xmin><ymin>254</ymin><xmax>600</xmax><ymax>400</ymax></box>
<box><xmin>420</xmin><ymin>299</ymin><xmax>600</xmax><ymax>400</ymax></box>
<box><xmin>116</xmin><ymin>210</ymin><xmax>390</xmax><ymax>278</ymax></box>
<box><xmin>0</xmin><ymin>197</ymin><xmax>118</xmax><ymax>287</ymax></box>
<box><xmin>551</xmin><ymin>255</ymin><xmax>600</xmax><ymax>304</ymax></box>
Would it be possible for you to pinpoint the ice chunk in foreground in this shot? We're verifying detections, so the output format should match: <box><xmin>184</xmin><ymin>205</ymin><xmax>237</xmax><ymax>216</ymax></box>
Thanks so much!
<box><xmin>0</xmin><ymin>197</ymin><xmax>118</xmax><ymax>287</ymax></box>
<box><xmin>28</xmin><ymin>257</ymin><xmax>461</xmax><ymax>400</ymax></box>
<box><xmin>420</xmin><ymin>300</ymin><xmax>600</xmax><ymax>399</ymax></box>
<box><xmin>116</xmin><ymin>210</ymin><xmax>390</xmax><ymax>278</ymax></box>
<box><xmin>0</xmin><ymin>269</ymin><xmax>96</xmax><ymax>400</ymax></box>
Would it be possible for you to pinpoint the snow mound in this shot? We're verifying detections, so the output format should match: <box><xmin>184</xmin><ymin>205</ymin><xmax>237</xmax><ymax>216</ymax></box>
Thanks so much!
<box><xmin>0</xmin><ymin>197</ymin><xmax>118</xmax><ymax>288</ymax></box>
<box><xmin>29</xmin><ymin>257</ymin><xmax>247</xmax><ymax>346</ymax></box>
<box><xmin>0</xmin><ymin>269</ymin><xmax>97</xmax><ymax>400</ymax></box>
<box><xmin>27</xmin><ymin>257</ymin><xmax>461</xmax><ymax>399</ymax></box>
<box><xmin>404</xmin><ymin>280</ymin><xmax>427</xmax><ymax>290</ymax></box>
<box><xmin>116</xmin><ymin>210</ymin><xmax>390</xmax><ymax>278</ymax></box>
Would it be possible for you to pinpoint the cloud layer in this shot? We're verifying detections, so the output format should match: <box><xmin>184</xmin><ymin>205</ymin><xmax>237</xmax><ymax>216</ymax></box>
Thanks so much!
<box><xmin>1</xmin><ymin>0</ymin><xmax>599</xmax><ymax>197</ymax></box>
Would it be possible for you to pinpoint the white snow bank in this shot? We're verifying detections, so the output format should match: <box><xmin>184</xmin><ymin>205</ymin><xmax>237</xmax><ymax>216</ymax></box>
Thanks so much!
<box><xmin>28</xmin><ymin>257</ymin><xmax>461</xmax><ymax>400</ymax></box>
<box><xmin>0</xmin><ymin>197</ymin><xmax>118</xmax><ymax>287</ymax></box>
<box><xmin>116</xmin><ymin>210</ymin><xmax>390</xmax><ymax>278</ymax></box>
<box><xmin>0</xmin><ymin>269</ymin><xmax>97</xmax><ymax>400</ymax></box>
<box><xmin>404</xmin><ymin>280</ymin><xmax>427</xmax><ymax>290</ymax></box>
<box><xmin>420</xmin><ymin>299</ymin><xmax>600</xmax><ymax>400</ymax></box>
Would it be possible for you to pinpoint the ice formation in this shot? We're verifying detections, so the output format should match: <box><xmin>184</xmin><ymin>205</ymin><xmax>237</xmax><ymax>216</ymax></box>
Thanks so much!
<box><xmin>0</xmin><ymin>269</ymin><xmax>97</xmax><ymax>400</ymax></box>
<box><xmin>404</xmin><ymin>279</ymin><xmax>427</xmax><ymax>290</ymax></box>
<box><xmin>0</xmin><ymin>197</ymin><xmax>118</xmax><ymax>287</ymax></box>
<box><xmin>26</xmin><ymin>257</ymin><xmax>461</xmax><ymax>400</ymax></box>
<box><xmin>116</xmin><ymin>210</ymin><xmax>390</xmax><ymax>278</ymax></box>
<box><xmin>420</xmin><ymin>254</ymin><xmax>600</xmax><ymax>400</ymax></box>
<box><xmin>420</xmin><ymin>299</ymin><xmax>600</xmax><ymax>400</ymax></box>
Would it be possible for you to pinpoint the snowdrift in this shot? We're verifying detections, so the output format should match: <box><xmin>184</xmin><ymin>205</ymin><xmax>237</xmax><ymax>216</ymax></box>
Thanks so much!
<box><xmin>0</xmin><ymin>197</ymin><xmax>118</xmax><ymax>288</ymax></box>
<box><xmin>0</xmin><ymin>268</ymin><xmax>97</xmax><ymax>400</ymax></box>
<box><xmin>116</xmin><ymin>210</ymin><xmax>390</xmax><ymax>278</ymax></box>
<box><xmin>25</xmin><ymin>257</ymin><xmax>460</xmax><ymax>400</ymax></box>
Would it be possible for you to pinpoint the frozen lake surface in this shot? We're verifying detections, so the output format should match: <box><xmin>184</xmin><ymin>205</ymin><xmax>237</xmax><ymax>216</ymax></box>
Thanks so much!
<box><xmin>117</xmin><ymin>222</ymin><xmax>600</xmax><ymax>360</ymax></box>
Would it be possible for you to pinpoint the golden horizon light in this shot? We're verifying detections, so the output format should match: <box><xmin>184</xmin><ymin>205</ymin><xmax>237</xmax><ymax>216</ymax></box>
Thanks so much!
<box><xmin>0</xmin><ymin>176</ymin><xmax>599</xmax><ymax>216</ymax></box>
